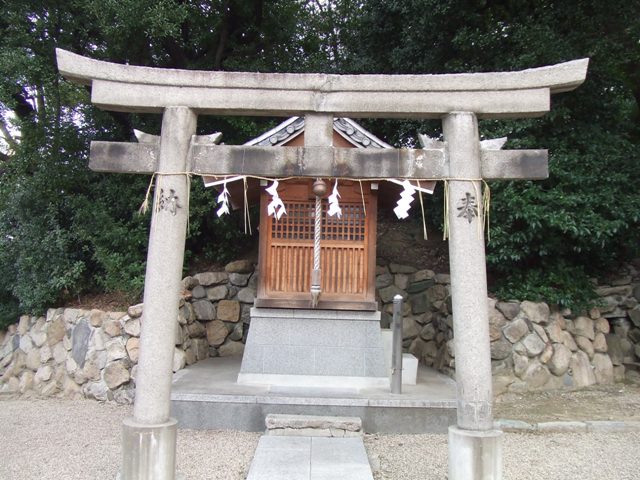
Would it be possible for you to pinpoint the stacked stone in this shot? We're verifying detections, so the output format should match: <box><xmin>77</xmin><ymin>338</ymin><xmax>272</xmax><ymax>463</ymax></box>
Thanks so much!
<box><xmin>375</xmin><ymin>261</ymin><xmax>638</xmax><ymax>395</ymax></box>
<box><xmin>0</xmin><ymin>308</ymin><xmax>136</xmax><ymax>403</ymax></box>
<box><xmin>180</xmin><ymin>259</ymin><xmax>257</xmax><ymax>360</ymax></box>
<box><xmin>0</xmin><ymin>259</ymin><xmax>258</xmax><ymax>403</ymax></box>
<box><xmin>376</xmin><ymin>263</ymin><xmax>454</xmax><ymax>372</ymax></box>
<box><xmin>1</xmin><ymin>257</ymin><xmax>638</xmax><ymax>402</ymax></box>
<box><xmin>595</xmin><ymin>267</ymin><xmax>640</xmax><ymax>382</ymax></box>
<box><xmin>490</xmin><ymin>301</ymin><xmax>615</xmax><ymax>394</ymax></box>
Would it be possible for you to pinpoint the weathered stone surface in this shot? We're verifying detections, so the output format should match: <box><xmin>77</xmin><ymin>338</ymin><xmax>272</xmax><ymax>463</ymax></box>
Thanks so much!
<box><xmin>491</xmin><ymin>338</ymin><xmax>512</xmax><ymax>360</ymax></box>
<box><xmin>103</xmin><ymin>361</ymin><xmax>130</xmax><ymax>389</ymax></box>
<box><xmin>394</xmin><ymin>274</ymin><xmax>409</xmax><ymax>291</ymax></box>
<box><xmin>126</xmin><ymin>337</ymin><xmax>139</xmax><ymax>363</ymax></box>
<box><xmin>52</xmin><ymin>342</ymin><xmax>67</xmax><ymax>364</ymax></box>
<box><xmin>488</xmin><ymin>323</ymin><xmax>503</xmax><ymax>342</ymax></box>
<box><xmin>113</xmin><ymin>388</ymin><xmax>135</xmax><ymax>405</ymax></box>
<box><xmin>589</xmin><ymin>307</ymin><xmax>601</xmax><ymax>320</ymax></box>
<box><xmin>592</xmin><ymin>353</ymin><xmax>614</xmax><ymax>384</ymax></box>
<box><xmin>412</xmin><ymin>269</ymin><xmax>436</xmax><ymax>282</ymax></box>
<box><xmin>186</xmin><ymin>321</ymin><xmax>206</xmax><ymax>338</ymax></box>
<box><xmin>593</xmin><ymin>332</ymin><xmax>607</xmax><ymax>353</ymax></box>
<box><xmin>182</xmin><ymin>276</ymin><xmax>199</xmax><ymax>290</ymax></box>
<box><xmin>503</xmin><ymin>317</ymin><xmax>529</xmax><ymax>344</ymax></box>
<box><xmin>34</xmin><ymin>365</ymin><xmax>53</xmax><ymax>384</ymax></box>
<box><xmin>426</xmin><ymin>285</ymin><xmax>448</xmax><ymax>303</ymax></box>
<box><xmin>575</xmin><ymin>336</ymin><xmax>594</xmax><ymax>359</ymax></box>
<box><xmin>102</xmin><ymin>318</ymin><xmax>122</xmax><ymax>337</ymax></box>
<box><xmin>194</xmin><ymin>271</ymin><xmax>228</xmax><ymax>286</ymax></box>
<box><xmin>229</xmin><ymin>272</ymin><xmax>251</xmax><ymax>287</ymax></box>
<box><xmin>574</xmin><ymin>316</ymin><xmax>595</xmax><ymax>340</ymax></box>
<box><xmin>410</xmin><ymin>293</ymin><xmax>430</xmax><ymax>314</ymax></box>
<box><xmin>402</xmin><ymin>316</ymin><xmax>420</xmax><ymax>340</ymax></box>
<box><xmin>123</xmin><ymin>318</ymin><xmax>140</xmax><ymax>337</ymax></box>
<box><xmin>419</xmin><ymin>323</ymin><xmax>436</xmax><ymax>341</ymax></box>
<box><xmin>127</xmin><ymin>303</ymin><xmax>143</xmax><ymax>318</ymax></box>
<box><xmin>548</xmin><ymin>343</ymin><xmax>571</xmax><ymax>376</ymax></box>
<box><xmin>379</xmin><ymin>285</ymin><xmax>407</xmax><ymax>304</ymax></box>
<box><xmin>629</xmin><ymin>306</ymin><xmax>640</xmax><ymax>328</ymax></box>
<box><xmin>434</xmin><ymin>273</ymin><xmax>450</xmax><ymax>284</ymax></box>
<box><xmin>520</xmin><ymin>301</ymin><xmax>550</xmax><ymax>325</ymax></box>
<box><xmin>26</xmin><ymin>348</ymin><xmax>41</xmax><ymax>371</ymax></box>
<box><xmin>71</xmin><ymin>320</ymin><xmax>92</xmax><ymax>368</ymax></box>
<box><xmin>406</xmin><ymin>279</ymin><xmax>435</xmax><ymax>294</ymax></box>
<box><xmin>64</xmin><ymin>356</ymin><xmax>78</xmax><ymax>375</ymax></box>
<box><xmin>194</xmin><ymin>338</ymin><xmax>209</xmax><ymax>361</ymax></box>
<box><xmin>185</xmin><ymin>347</ymin><xmax>197</xmax><ymax>365</ymax></box>
<box><xmin>522</xmin><ymin>333</ymin><xmax>546</xmax><ymax>357</ymax></box>
<box><xmin>206</xmin><ymin>320</ymin><xmax>228</xmax><ymax>347</ymax></box>
<box><xmin>191</xmin><ymin>285</ymin><xmax>207</xmax><ymax>299</ymax></box>
<box><xmin>30</xmin><ymin>329</ymin><xmax>47</xmax><ymax>348</ymax></box>
<box><xmin>106</xmin><ymin>338</ymin><xmax>127</xmax><ymax>362</ymax></box>
<box><xmin>87</xmin><ymin>309</ymin><xmax>104</xmax><ymax>328</ymax></box>
<box><xmin>83</xmin><ymin>381</ymin><xmax>110</xmax><ymax>401</ymax></box>
<box><xmin>237</xmin><ymin>286</ymin><xmax>257</xmax><ymax>304</ymax></box>
<box><xmin>522</xmin><ymin>361</ymin><xmax>550</xmax><ymax>389</ymax></box>
<box><xmin>496</xmin><ymin>302</ymin><xmax>520</xmax><ymax>320</ymax></box>
<box><xmin>39</xmin><ymin>344</ymin><xmax>52</xmax><ymax>363</ymax></box>
<box><xmin>214</xmin><ymin>300</ymin><xmax>240</xmax><ymax>323</ymax></box>
<box><xmin>225</xmin><ymin>259</ymin><xmax>253</xmax><ymax>274</ymax></box>
<box><xmin>19</xmin><ymin>371</ymin><xmax>35</xmax><ymax>393</ymax></box>
<box><xmin>539</xmin><ymin>344</ymin><xmax>554</xmax><ymax>364</ymax></box>
<box><xmin>570</xmin><ymin>351</ymin><xmax>596</xmax><ymax>387</ymax></box>
<box><xmin>206</xmin><ymin>285</ymin><xmax>228</xmax><ymax>301</ymax></box>
<box><xmin>193</xmin><ymin>300</ymin><xmax>216</xmax><ymax>320</ymax></box>
<box><xmin>47</xmin><ymin>317</ymin><xmax>67</xmax><ymax>346</ymax></box>
<box><xmin>545</xmin><ymin>321</ymin><xmax>564</xmax><ymax>343</ymax></box>
<box><xmin>375</xmin><ymin>273</ymin><xmax>393</xmax><ymax>289</ymax></box>
<box><xmin>18</xmin><ymin>315</ymin><xmax>31</xmax><ymax>336</ymax></box>
<box><xmin>174</xmin><ymin>322</ymin><xmax>186</xmax><ymax>346</ymax></box>
<box><xmin>229</xmin><ymin>322</ymin><xmax>243</xmax><ymax>342</ymax></box>
<box><xmin>561</xmin><ymin>331</ymin><xmax>578</xmax><ymax>352</ymax></box>
<box><xmin>532</xmin><ymin>323</ymin><xmax>549</xmax><ymax>344</ymax></box>
<box><xmin>218</xmin><ymin>341</ymin><xmax>245</xmax><ymax>357</ymax></box>
<box><xmin>389</xmin><ymin>263</ymin><xmax>416</xmax><ymax>274</ymax></box>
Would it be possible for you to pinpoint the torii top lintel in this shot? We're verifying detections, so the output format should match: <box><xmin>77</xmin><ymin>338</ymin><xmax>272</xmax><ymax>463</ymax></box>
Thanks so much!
<box><xmin>56</xmin><ymin>49</ymin><xmax>588</xmax><ymax>120</ymax></box>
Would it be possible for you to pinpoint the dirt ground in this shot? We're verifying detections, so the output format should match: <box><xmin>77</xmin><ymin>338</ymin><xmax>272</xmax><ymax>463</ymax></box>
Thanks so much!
<box><xmin>493</xmin><ymin>381</ymin><xmax>640</xmax><ymax>422</ymax></box>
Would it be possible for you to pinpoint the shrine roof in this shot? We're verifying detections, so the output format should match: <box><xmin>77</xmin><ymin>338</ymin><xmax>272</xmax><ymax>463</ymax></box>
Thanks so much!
<box><xmin>245</xmin><ymin>117</ymin><xmax>392</xmax><ymax>149</ymax></box>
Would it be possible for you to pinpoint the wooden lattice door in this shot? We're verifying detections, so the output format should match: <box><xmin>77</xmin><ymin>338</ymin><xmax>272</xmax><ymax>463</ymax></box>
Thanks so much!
<box><xmin>256</xmin><ymin>179</ymin><xmax>377</xmax><ymax>310</ymax></box>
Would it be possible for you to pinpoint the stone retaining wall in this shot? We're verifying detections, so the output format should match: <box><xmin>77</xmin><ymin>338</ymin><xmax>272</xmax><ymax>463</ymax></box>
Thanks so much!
<box><xmin>0</xmin><ymin>259</ymin><xmax>257</xmax><ymax>403</ymax></box>
<box><xmin>1</xmin><ymin>258</ymin><xmax>639</xmax><ymax>401</ymax></box>
<box><xmin>376</xmin><ymin>261</ymin><xmax>640</xmax><ymax>394</ymax></box>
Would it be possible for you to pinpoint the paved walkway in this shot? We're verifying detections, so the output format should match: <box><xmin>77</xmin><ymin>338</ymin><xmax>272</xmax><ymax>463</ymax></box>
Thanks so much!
<box><xmin>246</xmin><ymin>436</ymin><xmax>373</xmax><ymax>480</ymax></box>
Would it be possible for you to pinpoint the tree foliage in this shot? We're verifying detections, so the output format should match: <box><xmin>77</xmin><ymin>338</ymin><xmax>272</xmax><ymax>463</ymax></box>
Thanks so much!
<box><xmin>0</xmin><ymin>0</ymin><xmax>638</xmax><ymax>325</ymax></box>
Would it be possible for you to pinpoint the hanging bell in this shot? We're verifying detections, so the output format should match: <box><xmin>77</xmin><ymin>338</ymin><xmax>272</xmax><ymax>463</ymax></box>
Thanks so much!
<box><xmin>312</xmin><ymin>178</ymin><xmax>327</xmax><ymax>197</ymax></box>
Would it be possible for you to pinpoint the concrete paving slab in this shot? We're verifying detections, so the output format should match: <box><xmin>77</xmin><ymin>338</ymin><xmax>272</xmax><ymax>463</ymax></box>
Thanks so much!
<box><xmin>246</xmin><ymin>436</ymin><xmax>373</xmax><ymax>480</ymax></box>
<box><xmin>170</xmin><ymin>356</ymin><xmax>457</xmax><ymax>433</ymax></box>
<box><xmin>311</xmin><ymin>437</ymin><xmax>373</xmax><ymax>480</ymax></box>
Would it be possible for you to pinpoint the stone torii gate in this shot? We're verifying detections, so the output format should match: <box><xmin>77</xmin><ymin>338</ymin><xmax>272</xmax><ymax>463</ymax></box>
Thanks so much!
<box><xmin>56</xmin><ymin>49</ymin><xmax>588</xmax><ymax>480</ymax></box>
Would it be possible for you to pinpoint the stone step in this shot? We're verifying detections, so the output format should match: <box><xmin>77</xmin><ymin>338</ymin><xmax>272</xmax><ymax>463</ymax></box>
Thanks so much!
<box><xmin>265</xmin><ymin>414</ymin><xmax>363</xmax><ymax>437</ymax></box>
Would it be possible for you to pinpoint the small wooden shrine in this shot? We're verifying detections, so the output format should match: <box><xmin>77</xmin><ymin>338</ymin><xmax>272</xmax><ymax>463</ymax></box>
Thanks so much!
<box><xmin>237</xmin><ymin>117</ymin><xmax>391</xmax><ymax>311</ymax></box>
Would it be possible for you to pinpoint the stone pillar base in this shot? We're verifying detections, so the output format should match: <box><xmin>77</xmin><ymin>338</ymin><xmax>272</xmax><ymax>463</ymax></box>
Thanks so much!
<box><xmin>448</xmin><ymin>426</ymin><xmax>503</xmax><ymax>480</ymax></box>
<box><xmin>118</xmin><ymin>417</ymin><xmax>178</xmax><ymax>480</ymax></box>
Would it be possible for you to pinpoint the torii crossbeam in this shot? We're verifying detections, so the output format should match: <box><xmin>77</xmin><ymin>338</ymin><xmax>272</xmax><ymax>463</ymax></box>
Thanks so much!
<box><xmin>56</xmin><ymin>48</ymin><xmax>587</xmax><ymax>480</ymax></box>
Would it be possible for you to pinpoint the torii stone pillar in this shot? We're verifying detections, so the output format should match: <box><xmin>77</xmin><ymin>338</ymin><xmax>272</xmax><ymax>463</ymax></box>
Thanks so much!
<box><xmin>444</xmin><ymin>112</ymin><xmax>502</xmax><ymax>478</ymax></box>
<box><xmin>55</xmin><ymin>48</ymin><xmax>588</xmax><ymax>480</ymax></box>
<box><xmin>122</xmin><ymin>107</ymin><xmax>196</xmax><ymax>479</ymax></box>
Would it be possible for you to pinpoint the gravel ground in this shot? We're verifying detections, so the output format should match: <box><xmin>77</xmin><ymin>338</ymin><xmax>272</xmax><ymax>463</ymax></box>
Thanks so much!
<box><xmin>1</xmin><ymin>397</ymin><xmax>640</xmax><ymax>479</ymax></box>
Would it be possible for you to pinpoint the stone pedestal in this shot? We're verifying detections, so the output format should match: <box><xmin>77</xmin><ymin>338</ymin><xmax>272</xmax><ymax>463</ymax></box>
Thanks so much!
<box><xmin>119</xmin><ymin>417</ymin><xmax>178</xmax><ymax>480</ymax></box>
<box><xmin>238</xmin><ymin>308</ymin><xmax>389</xmax><ymax>389</ymax></box>
<box><xmin>448</xmin><ymin>426</ymin><xmax>503</xmax><ymax>480</ymax></box>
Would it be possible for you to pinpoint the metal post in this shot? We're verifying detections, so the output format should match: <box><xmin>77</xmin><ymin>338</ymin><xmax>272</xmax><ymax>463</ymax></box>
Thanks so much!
<box><xmin>391</xmin><ymin>294</ymin><xmax>403</xmax><ymax>394</ymax></box>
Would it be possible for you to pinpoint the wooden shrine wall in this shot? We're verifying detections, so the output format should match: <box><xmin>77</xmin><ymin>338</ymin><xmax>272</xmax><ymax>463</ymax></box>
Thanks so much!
<box><xmin>255</xmin><ymin>179</ymin><xmax>378</xmax><ymax>310</ymax></box>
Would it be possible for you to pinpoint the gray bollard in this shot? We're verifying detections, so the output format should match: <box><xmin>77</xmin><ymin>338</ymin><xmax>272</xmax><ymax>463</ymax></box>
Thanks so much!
<box><xmin>391</xmin><ymin>294</ymin><xmax>403</xmax><ymax>394</ymax></box>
